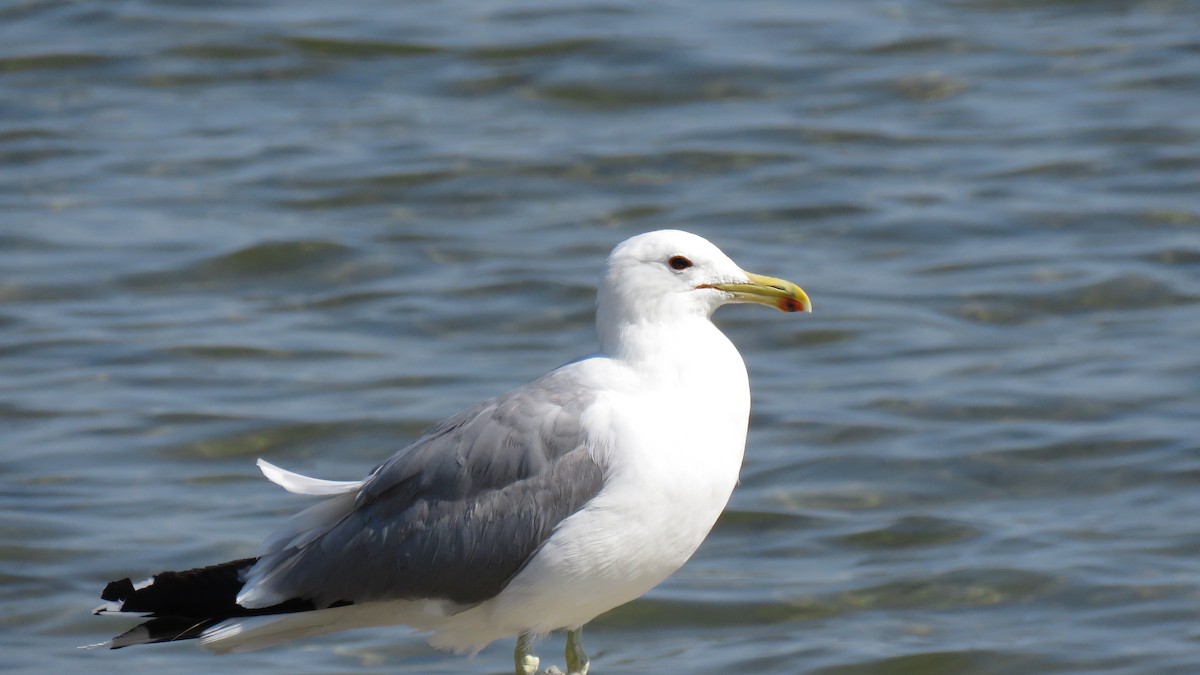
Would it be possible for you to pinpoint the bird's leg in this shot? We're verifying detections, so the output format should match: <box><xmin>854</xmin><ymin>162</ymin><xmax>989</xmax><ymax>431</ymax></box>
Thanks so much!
<box><xmin>565</xmin><ymin>627</ymin><xmax>590</xmax><ymax>675</ymax></box>
<box><xmin>515</xmin><ymin>632</ymin><xmax>540</xmax><ymax>675</ymax></box>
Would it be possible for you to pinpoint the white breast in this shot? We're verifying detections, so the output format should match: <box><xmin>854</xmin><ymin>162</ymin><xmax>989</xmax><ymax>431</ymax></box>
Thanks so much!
<box><xmin>487</xmin><ymin>322</ymin><xmax>751</xmax><ymax>636</ymax></box>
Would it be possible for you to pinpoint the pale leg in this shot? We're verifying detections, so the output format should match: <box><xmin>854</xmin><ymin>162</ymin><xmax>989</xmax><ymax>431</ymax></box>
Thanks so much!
<box><xmin>515</xmin><ymin>632</ymin><xmax>540</xmax><ymax>675</ymax></box>
<box><xmin>565</xmin><ymin>627</ymin><xmax>589</xmax><ymax>675</ymax></box>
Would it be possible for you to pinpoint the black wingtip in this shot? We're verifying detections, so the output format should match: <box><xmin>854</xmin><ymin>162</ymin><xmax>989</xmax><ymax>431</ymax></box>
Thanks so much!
<box><xmin>103</xmin><ymin>558</ymin><xmax>258</xmax><ymax>617</ymax></box>
<box><xmin>101</xmin><ymin>578</ymin><xmax>135</xmax><ymax>604</ymax></box>
<box><xmin>95</xmin><ymin>557</ymin><xmax>326</xmax><ymax>648</ymax></box>
<box><xmin>108</xmin><ymin>616</ymin><xmax>222</xmax><ymax>649</ymax></box>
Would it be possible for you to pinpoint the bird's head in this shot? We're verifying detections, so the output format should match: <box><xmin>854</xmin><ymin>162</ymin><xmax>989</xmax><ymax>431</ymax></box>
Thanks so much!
<box><xmin>596</xmin><ymin>230</ymin><xmax>811</xmax><ymax>351</ymax></box>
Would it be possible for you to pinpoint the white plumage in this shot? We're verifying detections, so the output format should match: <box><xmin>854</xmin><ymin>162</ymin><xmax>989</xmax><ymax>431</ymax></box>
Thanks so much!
<box><xmin>95</xmin><ymin>230</ymin><xmax>811</xmax><ymax>674</ymax></box>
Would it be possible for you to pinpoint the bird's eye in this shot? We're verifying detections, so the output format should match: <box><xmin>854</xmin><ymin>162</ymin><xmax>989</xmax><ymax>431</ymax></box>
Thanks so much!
<box><xmin>668</xmin><ymin>256</ymin><xmax>693</xmax><ymax>271</ymax></box>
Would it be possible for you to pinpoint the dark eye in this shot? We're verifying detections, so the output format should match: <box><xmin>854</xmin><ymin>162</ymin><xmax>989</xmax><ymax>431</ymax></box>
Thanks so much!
<box><xmin>668</xmin><ymin>256</ymin><xmax>693</xmax><ymax>271</ymax></box>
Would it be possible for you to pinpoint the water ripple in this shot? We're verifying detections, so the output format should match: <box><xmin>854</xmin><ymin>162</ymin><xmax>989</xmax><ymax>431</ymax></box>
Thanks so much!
<box><xmin>3</xmin><ymin>0</ymin><xmax>1199</xmax><ymax>673</ymax></box>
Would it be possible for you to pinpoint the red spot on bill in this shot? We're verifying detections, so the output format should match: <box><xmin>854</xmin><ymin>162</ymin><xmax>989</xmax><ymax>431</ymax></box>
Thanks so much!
<box><xmin>781</xmin><ymin>298</ymin><xmax>804</xmax><ymax>312</ymax></box>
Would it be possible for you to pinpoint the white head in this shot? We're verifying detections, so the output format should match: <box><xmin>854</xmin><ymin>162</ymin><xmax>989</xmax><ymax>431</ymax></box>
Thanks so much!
<box><xmin>595</xmin><ymin>230</ymin><xmax>810</xmax><ymax>354</ymax></box>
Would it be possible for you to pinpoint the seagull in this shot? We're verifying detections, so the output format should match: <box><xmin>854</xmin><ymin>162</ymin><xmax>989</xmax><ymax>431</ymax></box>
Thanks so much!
<box><xmin>93</xmin><ymin>229</ymin><xmax>811</xmax><ymax>674</ymax></box>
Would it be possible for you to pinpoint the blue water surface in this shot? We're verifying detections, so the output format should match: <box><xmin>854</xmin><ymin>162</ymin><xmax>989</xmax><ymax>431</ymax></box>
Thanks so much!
<box><xmin>2</xmin><ymin>1</ymin><xmax>1198</xmax><ymax>673</ymax></box>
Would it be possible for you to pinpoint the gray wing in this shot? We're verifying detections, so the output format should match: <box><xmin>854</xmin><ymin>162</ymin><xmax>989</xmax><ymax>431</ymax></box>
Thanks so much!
<box><xmin>240</xmin><ymin>366</ymin><xmax>607</xmax><ymax>609</ymax></box>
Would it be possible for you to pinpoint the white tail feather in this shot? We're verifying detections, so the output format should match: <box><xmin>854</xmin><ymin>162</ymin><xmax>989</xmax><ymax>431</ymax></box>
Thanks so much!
<box><xmin>200</xmin><ymin>603</ymin><xmax>424</xmax><ymax>654</ymax></box>
<box><xmin>256</xmin><ymin>459</ymin><xmax>362</xmax><ymax>496</ymax></box>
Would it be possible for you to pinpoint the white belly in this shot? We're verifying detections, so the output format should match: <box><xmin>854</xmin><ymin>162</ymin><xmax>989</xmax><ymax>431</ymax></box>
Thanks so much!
<box><xmin>431</xmin><ymin>332</ymin><xmax>752</xmax><ymax>651</ymax></box>
<box><xmin>485</xmin><ymin>382</ymin><xmax>749</xmax><ymax>638</ymax></box>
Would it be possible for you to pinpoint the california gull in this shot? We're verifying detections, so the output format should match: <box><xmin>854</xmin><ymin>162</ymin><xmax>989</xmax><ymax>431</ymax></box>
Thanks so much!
<box><xmin>93</xmin><ymin>229</ymin><xmax>811</xmax><ymax>674</ymax></box>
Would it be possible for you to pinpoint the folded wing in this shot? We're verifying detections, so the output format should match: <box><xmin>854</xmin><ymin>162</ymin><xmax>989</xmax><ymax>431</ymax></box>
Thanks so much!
<box><xmin>237</xmin><ymin>366</ymin><xmax>608</xmax><ymax>611</ymax></box>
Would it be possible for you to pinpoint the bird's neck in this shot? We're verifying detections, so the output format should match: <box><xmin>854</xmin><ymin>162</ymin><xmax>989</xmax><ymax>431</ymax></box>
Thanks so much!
<box><xmin>598</xmin><ymin>316</ymin><xmax>748</xmax><ymax>392</ymax></box>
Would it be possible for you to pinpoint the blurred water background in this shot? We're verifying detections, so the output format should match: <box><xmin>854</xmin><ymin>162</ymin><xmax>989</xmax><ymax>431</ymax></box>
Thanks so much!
<box><xmin>3</xmin><ymin>0</ymin><xmax>1199</xmax><ymax>673</ymax></box>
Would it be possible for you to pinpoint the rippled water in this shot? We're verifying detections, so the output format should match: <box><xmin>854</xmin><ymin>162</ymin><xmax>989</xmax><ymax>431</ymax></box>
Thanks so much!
<box><xmin>3</xmin><ymin>1</ymin><xmax>1199</xmax><ymax>673</ymax></box>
